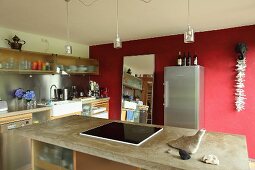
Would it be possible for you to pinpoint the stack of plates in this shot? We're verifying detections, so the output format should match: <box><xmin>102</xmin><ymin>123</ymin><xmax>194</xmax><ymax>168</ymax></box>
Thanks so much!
<box><xmin>69</xmin><ymin>65</ymin><xmax>77</xmax><ymax>72</ymax></box>
<box><xmin>87</xmin><ymin>66</ymin><xmax>96</xmax><ymax>72</ymax></box>
<box><xmin>78</xmin><ymin>65</ymin><xmax>88</xmax><ymax>72</ymax></box>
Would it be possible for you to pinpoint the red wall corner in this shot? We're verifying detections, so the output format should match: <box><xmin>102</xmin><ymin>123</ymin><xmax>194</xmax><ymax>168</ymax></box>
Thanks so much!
<box><xmin>89</xmin><ymin>25</ymin><xmax>255</xmax><ymax>158</ymax></box>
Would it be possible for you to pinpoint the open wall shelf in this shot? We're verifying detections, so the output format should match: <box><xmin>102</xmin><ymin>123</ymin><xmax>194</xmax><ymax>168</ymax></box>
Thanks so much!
<box><xmin>0</xmin><ymin>48</ymin><xmax>99</xmax><ymax>75</ymax></box>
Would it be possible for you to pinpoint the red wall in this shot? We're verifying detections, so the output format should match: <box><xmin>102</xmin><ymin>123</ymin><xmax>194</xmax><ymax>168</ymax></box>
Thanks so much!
<box><xmin>89</xmin><ymin>25</ymin><xmax>255</xmax><ymax>158</ymax></box>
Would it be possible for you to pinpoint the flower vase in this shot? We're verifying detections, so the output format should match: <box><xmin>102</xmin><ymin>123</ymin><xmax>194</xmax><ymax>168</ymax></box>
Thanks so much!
<box><xmin>15</xmin><ymin>98</ymin><xmax>24</xmax><ymax>109</ymax></box>
<box><xmin>26</xmin><ymin>100</ymin><xmax>33</xmax><ymax>109</ymax></box>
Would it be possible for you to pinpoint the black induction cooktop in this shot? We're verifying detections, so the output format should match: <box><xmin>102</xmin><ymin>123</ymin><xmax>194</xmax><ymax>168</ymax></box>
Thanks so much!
<box><xmin>80</xmin><ymin>122</ymin><xmax>163</xmax><ymax>146</ymax></box>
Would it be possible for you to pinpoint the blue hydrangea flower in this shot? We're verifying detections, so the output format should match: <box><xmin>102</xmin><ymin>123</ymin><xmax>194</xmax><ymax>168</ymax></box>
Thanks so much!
<box><xmin>23</xmin><ymin>90</ymin><xmax>36</xmax><ymax>101</ymax></box>
<box><xmin>14</xmin><ymin>88</ymin><xmax>25</xmax><ymax>99</ymax></box>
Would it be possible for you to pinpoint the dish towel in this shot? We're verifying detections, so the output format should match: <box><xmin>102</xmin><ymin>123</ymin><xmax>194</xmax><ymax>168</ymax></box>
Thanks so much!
<box><xmin>126</xmin><ymin>110</ymin><xmax>134</xmax><ymax>122</ymax></box>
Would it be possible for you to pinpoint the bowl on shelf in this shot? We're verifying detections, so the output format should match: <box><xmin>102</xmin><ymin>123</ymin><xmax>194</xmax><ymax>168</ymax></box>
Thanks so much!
<box><xmin>77</xmin><ymin>65</ymin><xmax>88</xmax><ymax>72</ymax></box>
<box><xmin>65</xmin><ymin>68</ymin><xmax>71</xmax><ymax>72</ymax></box>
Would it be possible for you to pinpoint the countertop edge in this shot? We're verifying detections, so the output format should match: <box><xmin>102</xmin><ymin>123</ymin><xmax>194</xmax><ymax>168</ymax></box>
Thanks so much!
<box><xmin>0</xmin><ymin>106</ymin><xmax>51</xmax><ymax>118</ymax></box>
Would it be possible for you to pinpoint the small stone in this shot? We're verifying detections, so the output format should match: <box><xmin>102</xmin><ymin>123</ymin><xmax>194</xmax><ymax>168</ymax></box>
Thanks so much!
<box><xmin>179</xmin><ymin>149</ymin><xmax>191</xmax><ymax>160</ymax></box>
<box><xmin>201</xmin><ymin>155</ymin><xmax>219</xmax><ymax>165</ymax></box>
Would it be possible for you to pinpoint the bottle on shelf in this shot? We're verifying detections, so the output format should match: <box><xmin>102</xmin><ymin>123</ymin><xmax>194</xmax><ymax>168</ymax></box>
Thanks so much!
<box><xmin>193</xmin><ymin>54</ymin><xmax>198</xmax><ymax>66</ymax></box>
<box><xmin>182</xmin><ymin>52</ymin><xmax>186</xmax><ymax>66</ymax></box>
<box><xmin>177</xmin><ymin>51</ymin><xmax>182</xmax><ymax>66</ymax></box>
<box><xmin>187</xmin><ymin>52</ymin><xmax>192</xmax><ymax>66</ymax></box>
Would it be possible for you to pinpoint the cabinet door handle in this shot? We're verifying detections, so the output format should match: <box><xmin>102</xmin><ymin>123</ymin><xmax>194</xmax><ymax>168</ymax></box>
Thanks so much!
<box><xmin>164</xmin><ymin>81</ymin><xmax>169</xmax><ymax>107</ymax></box>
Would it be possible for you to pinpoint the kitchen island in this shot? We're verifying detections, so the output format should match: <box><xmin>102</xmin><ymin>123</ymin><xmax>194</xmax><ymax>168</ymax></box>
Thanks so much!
<box><xmin>15</xmin><ymin>115</ymin><xmax>249</xmax><ymax>170</ymax></box>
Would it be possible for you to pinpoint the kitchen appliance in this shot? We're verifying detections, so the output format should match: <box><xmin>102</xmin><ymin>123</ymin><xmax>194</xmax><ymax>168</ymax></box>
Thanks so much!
<box><xmin>71</xmin><ymin>86</ymin><xmax>78</xmax><ymax>99</ymax></box>
<box><xmin>80</xmin><ymin>122</ymin><xmax>163</xmax><ymax>146</ymax></box>
<box><xmin>88</xmin><ymin>81</ymin><xmax>100</xmax><ymax>98</ymax></box>
<box><xmin>63</xmin><ymin>88</ymin><xmax>69</xmax><ymax>100</ymax></box>
<box><xmin>164</xmin><ymin>66</ymin><xmax>204</xmax><ymax>129</ymax></box>
<box><xmin>55</xmin><ymin>89</ymin><xmax>63</xmax><ymax>100</ymax></box>
<box><xmin>0</xmin><ymin>117</ymin><xmax>32</xmax><ymax>170</ymax></box>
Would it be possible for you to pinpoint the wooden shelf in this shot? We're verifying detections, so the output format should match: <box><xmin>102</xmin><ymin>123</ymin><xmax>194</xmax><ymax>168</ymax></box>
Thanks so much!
<box><xmin>123</xmin><ymin>82</ymin><xmax>142</xmax><ymax>91</ymax></box>
<box><xmin>67</xmin><ymin>71</ymin><xmax>99</xmax><ymax>75</ymax></box>
<box><xmin>56</xmin><ymin>55</ymin><xmax>99</xmax><ymax>75</ymax></box>
<box><xmin>0</xmin><ymin>47</ymin><xmax>99</xmax><ymax>76</ymax></box>
<box><xmin>35</xmin><ymin>159</ymin><xmax>68</xmax><ymax>170</ymax></box>
<box><xmin>122</xmin><ymin>73</ymin><xmax>142</xmax><ymax>90</ymax></box>
<box><xmin>0</xmin><ymin>69</ymin><xmax>54</xmax><ymax>74</ymax></box>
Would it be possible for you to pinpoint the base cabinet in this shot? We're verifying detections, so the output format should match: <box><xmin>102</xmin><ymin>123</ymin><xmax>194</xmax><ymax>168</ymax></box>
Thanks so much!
<box><xmin>75</xmin><ymin>151</ymin><xmax>139</xmax><ymax>170</ymax></box>
<box><xmin>33</xmin><ymin>141</ymin><xmax>73</xmax><ymax>170</ymax></box>
<box><xmin>32</xmin><ymin>141</ymin><xmax>140</xmax><ymax>170</ymax></box>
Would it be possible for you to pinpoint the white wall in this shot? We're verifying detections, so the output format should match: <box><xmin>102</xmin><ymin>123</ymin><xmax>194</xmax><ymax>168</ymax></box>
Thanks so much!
<box><xmin>0</xmin><ymin>27</ymin><xmax>89</xmax><ymax>58</ymax></box>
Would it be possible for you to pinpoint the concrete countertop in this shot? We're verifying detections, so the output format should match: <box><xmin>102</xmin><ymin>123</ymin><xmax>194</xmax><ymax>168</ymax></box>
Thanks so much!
<box><xmin>0</xmin><ymin>106</ymin><xmax>51</xmax><ymax>118</ymax></box>
<box><xmin>15</xmin><ymin>115</ymin><xmax>249</xmax><ymax>170</ymax></box>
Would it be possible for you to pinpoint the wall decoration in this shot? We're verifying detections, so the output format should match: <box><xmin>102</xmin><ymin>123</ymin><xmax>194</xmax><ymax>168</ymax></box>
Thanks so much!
<box><xmin>235</xmin><ymin>43</ymin><xmax>248</xmax><ymax>112</ymax></box>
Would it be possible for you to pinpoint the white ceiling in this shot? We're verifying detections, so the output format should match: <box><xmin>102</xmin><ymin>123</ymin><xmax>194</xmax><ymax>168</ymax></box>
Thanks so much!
<box><xmin>0</xmin><ymin>0</ymin><xmax>254</xmax><ymax>46</ymax></box>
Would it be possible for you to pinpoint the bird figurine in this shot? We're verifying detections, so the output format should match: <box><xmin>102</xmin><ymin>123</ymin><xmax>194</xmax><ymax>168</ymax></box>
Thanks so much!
<box><xmin>167</xmin><ymin>129</ymin><xmax>206</xmax><ymax>154</ymax></box>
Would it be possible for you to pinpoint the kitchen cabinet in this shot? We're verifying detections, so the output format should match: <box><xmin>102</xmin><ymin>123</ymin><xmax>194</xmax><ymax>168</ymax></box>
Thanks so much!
<box><xmin>33</xmin><ymin>140</ymin><xmax>74</xmax><ymax>170</ymax></box>
<box><xmin>32</xmin><ymin>140</ymin><xmax>140</xmax><ymax>170</ymax></box>
<box><xmin>17</xmin><ymin>116</ymin><xmax>250</xmax><ymax>170</ymax></box>
<box><xmin>0</xmin><ymin>47</ymin><xmax>99</xmax><ymax>75</ymax></box>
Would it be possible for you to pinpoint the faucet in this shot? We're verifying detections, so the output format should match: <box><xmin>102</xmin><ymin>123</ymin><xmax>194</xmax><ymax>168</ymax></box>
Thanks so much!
<box><xmin>50</xmin><ymin>85</ymin><xmax>57</xmax><ymax>100</ymax></box>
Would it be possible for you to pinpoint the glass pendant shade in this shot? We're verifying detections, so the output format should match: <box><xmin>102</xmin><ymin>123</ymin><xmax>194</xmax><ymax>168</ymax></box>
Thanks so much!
<box><xmin>114</xmin><ymin>34</ymin><xmax>122</xmax><ymax>48</ymax></box>
<box><xmin>65</xmin><ymin>44</ymin><xmax>72</xmax><ymax>54</ymax></box>
<box><xmin>184</xmin><ymin>25</ymin><xmax>194</xmax><ymax>43</ymax></box>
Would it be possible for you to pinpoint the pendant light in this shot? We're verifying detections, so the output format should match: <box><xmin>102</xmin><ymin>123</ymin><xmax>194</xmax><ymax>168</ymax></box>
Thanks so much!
<box><xmin>114</xmin><ymin>0</ymin><xmax>122</xmax><ymax>48</ymax></box>
<box><xmin>65</xmin><ymin>0</ymin><xmax>72</xmax><ymax>54</ymax></box>
<box><xmin>184</xmin><ymin>0</ymin><xmax>194</xmax><ymax>43</ymax></box>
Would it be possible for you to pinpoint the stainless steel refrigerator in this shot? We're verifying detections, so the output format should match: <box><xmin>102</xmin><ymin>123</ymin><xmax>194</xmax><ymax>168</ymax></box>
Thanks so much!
<box><xmin>164</xmin><ymin>66</ymin><xmax>204</xmax><ymax>129</ymax></box>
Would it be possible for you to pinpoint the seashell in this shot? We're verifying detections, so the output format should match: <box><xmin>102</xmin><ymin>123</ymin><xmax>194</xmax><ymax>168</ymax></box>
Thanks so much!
<box><xmin>167</xmin><ymin>129</ymin><xmax>206</xmax><ymax>154</ymax></box>
<box><xmin>201</xmin><ymin>154</ymin><xmax>219</xmax><ymax>165</ymax></box>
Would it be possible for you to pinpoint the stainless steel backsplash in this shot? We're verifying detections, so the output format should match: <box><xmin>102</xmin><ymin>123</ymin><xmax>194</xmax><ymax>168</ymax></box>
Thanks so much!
<box><xmin>0</xmin><ymin>73</ymin><xmax>73</xmax><ymax>108</ymax></box>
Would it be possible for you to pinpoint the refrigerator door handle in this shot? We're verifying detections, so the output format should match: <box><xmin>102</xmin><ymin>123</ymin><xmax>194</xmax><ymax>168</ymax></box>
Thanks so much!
<box><xmin>164</xmin><ymin>81</ymin><xmax>169</xmax><ymax>107</ymax></box>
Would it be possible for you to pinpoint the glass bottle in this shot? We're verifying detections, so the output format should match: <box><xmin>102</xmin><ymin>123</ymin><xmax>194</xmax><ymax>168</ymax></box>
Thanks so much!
<box><xmin>182</xmin><ymin>52</ymin><xmax>186</xmax><ymax>66</ymax></box>
<box><xmin>194</xmin><ymin>54</ymin><xmax>198</xmax><ymax>65</ymax></box>
<box><xmin>187</xmin><ymin>52</ymin><xmax>192</xmax><ymax>66</ymax></box>
<box><xmin>177</xmin><ymin>51</ymin><xmax>182</xmax><ymax>66</ymax></box>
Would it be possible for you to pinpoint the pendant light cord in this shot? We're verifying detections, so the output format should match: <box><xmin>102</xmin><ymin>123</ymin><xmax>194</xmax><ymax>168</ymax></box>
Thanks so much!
<box><xmin>187</xmin><ymin>0</ymin><xmax>190</xmax><ymax>25</ymax></box>
<box><xmin>116</xmin><ymin>0</ymin><xmax>119</xmax><ymax>37</ymax></box>
<box><xmin>66</xmin><ymin>0</ymin><xmax>70</xmax><ymax>44</ymax></box>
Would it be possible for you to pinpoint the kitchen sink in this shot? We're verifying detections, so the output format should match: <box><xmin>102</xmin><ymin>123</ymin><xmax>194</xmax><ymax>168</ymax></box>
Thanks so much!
<box><xmin>38</xmin><ymin>100</ymin><xmax>82</xmax><ymax>117</ymax></box>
